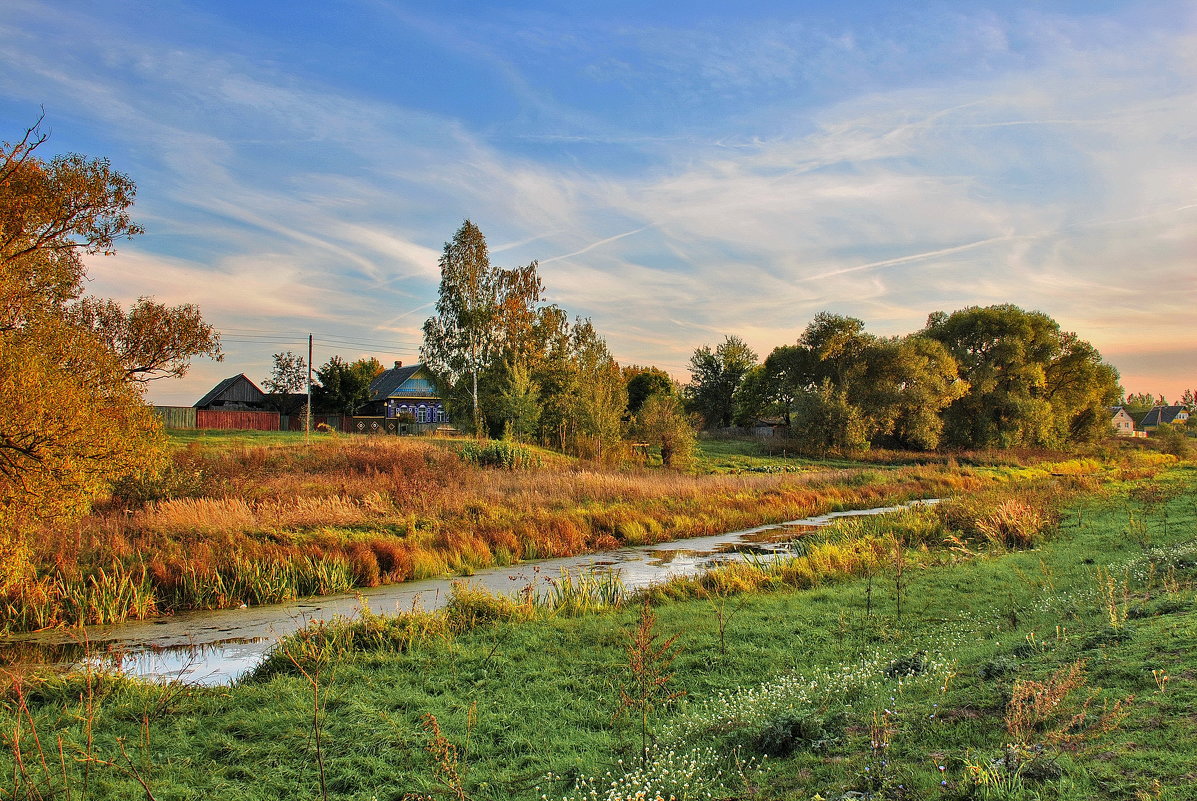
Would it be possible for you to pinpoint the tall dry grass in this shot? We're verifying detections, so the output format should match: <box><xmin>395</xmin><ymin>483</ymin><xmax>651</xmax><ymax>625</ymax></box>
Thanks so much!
<box><xmin>3</xmin><ymin>436</ymin><xmax>999</xmax><ymax>631</ymax></box>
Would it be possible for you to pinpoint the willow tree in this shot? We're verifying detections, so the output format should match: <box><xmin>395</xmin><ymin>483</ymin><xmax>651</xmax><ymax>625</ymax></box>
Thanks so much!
<box><xmin>633</xmin><ymin>392</ymin><xmax>696</xmax><ymax>469</ymax></box>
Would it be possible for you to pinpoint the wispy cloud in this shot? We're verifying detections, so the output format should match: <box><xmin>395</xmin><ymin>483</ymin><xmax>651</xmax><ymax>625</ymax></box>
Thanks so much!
<box><xmin>539</xmin><ymin>225</ymin><xmax>654</xmax><ymax>264</ymax></box>
<box><xmin>1</xmin><ymin>2</ymin><xmax>1194</xmax><ymax>401</ymax></box>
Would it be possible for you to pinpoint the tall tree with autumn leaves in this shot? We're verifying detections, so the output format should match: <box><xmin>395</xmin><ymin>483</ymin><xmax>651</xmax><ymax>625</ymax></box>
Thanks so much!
<box><xmin>0</xmin><ymin>118</ymin><xmax>220</xmax><ymax>587</ymax></box>
<box><xmin>422</xmin><ymin>220</ymin><xmax>543</xmax><ymax>434</ymax></box>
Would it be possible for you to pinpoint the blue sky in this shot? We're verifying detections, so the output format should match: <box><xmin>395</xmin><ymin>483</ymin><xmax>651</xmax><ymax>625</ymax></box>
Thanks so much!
<box><xmin>2</xmin><ymin>1</ymin><xmax>1195</xmax><ymax>404</ymax></box>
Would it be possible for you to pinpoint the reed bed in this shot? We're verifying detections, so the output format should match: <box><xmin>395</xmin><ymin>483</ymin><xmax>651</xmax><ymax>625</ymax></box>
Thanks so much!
<box><xmin>260</xmin><ymin>477</ymin><xmax>1072</xmax><ymax>680</ymax></box>
<box><xmin>0</xmin><ymin>435</ymin><xmax>1135</xmax><ymax>632</ymax></box>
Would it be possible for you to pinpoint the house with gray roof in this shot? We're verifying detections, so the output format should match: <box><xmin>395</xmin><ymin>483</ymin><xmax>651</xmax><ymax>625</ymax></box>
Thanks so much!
<box><xmin>363</xmin><ymin>361</ymin><xmax>446</xmax><ymax>424</ymax></box>
<box><xmin>1140</xmin><ymin>405</ymin><xmax>1190</xmax><ymax>429</ymax></box>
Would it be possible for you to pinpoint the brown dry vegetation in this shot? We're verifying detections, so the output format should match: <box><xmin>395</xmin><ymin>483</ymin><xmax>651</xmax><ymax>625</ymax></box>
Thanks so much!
<box><xmin>0</xmin><ymin>435</ymin><xmax>1134</xmax><ymax>632</ymax></box>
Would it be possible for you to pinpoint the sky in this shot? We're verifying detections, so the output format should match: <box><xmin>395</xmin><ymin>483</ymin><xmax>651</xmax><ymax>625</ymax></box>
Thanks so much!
<box><xmin>2</xmin><ymin>0</ymin><xmax>1195</xmax><ymax>405</ymax></box>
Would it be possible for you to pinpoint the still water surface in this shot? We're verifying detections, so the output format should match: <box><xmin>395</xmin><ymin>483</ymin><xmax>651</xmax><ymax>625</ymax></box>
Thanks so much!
<box><xmin>2</xmin><ymin>501</ymin><xmax>932</xmax><ymax>685</ymax></box>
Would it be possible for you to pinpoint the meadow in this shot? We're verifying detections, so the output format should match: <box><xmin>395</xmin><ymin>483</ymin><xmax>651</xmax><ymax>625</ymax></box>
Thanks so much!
<box><xmin>2</xmin><ymin>455</ymin><xmax>1194</xmax><ymax>800</ymax></box>
<box><xmin>0</xmin><ymin>430</ymin><xmax>1074</xmax><ymax>633</ymax></box>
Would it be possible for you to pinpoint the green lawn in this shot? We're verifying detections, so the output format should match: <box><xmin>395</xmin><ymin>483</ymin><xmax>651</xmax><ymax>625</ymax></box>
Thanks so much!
<box><xmin>696</xmin><ymin>435</ymin><xmax>869</xmax><ymax>473</ymax></box>
<box><xmin>166</xmin><ymin>427</ymin><xmax>332</xmax><ymax>448</ymax></box>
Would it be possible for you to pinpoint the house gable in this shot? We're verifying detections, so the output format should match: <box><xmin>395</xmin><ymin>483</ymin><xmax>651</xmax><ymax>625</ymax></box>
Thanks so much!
<box><xmin>1109</xmin><ymin>406</ymin><xmax>1137</xmax><ymax>436</ymax></box>
<box><xmin>194</xmin><ymin>374</ymin><xmax>267</xmax><ymax>409</ymax></box>
<box><xmin>390</xmin><ymin>369</ymin><xmax>437</xmax><ymax>399</ymax></box>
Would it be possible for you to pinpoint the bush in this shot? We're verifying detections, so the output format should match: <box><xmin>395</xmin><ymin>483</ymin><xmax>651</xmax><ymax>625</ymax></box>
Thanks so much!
<box><xmin>107</xmin><ymin>463</ymin><xmax>207</xmax><ymax>507</ymax></box>
<box><xmin>753</xmin><ymin>712</ymin><xmax>841</xmax><ymax>757</ymax></box>
<box><xmin>459</xmin><ymin>440</ymin><xmax>542</xmax><ymax>470</ymax></box>
<box><xmin>1152</xmin><ymin>423</ymin><xmax>1193</xmax><ymax>459</ymax></box>
<box><xmin>444</xmin><ymin>581</ymin><xmax>531</xmax><ymax>630</ymax></box>
<box><xmin>978</xmin><ymin>655</ymin><xmax>1022</xmax><ymax>681</ymax></box>
<box><xmin>884</xmin><ymin>651</ymin><xmax>927</xmax><ymax>678</ymax></box>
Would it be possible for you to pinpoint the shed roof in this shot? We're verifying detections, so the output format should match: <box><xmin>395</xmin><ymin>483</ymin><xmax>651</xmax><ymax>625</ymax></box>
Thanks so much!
<box><xmin>194</xmin><ymin>374</ymin><xmax>265</xmax><ymax>408</ymax></box>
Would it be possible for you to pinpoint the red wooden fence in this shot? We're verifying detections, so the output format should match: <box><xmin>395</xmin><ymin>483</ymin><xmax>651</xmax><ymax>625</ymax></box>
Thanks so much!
<box><xmin>196</xmin><ymin>410</ymin><xmax>280</xmax><ymax>431</ymax></box>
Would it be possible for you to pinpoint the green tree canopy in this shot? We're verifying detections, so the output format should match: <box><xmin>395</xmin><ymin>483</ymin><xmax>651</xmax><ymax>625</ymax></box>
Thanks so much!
<box><xmin>687</xmin><ymin>335</ymin><xmax>758</xmax><ymax>429</ymax></box>
<box><xmin>564</xmin><ymin>318</ymin><xmax>627</xmax><ymax>461</ymax></box>
<box><xmin>739</xmin><ymin>314</ymin><xmax>965</xmax><ymax>452</ymax></box>
<box><xmin>924</xmin><ymin>304</ymin><xmax>1119</xmax><ymax>448</ymax></box>
<box><xmin>624</xmin><ymin>365</ymin><xmax>676</xmax><ymax>415</ymax></box>
<box><xmin>495</xmin><ymin>358</ymin><xmax>541</xmax><ymax>441</ymax></box>
<box><xmin>313</xmin><ymin>356</ymin><xmax>383</xmax><ymax>415</ymax></box>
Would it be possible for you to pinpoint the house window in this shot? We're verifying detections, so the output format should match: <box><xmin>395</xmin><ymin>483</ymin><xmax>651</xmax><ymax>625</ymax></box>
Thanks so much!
<box><xmin>416</xmin><ymin>407</ymin><xmax>428</xmax><ymax>423</ymax></box>
<box><xmin>436</xmin><ymin>407</ymin><xmax>446</xmax><ymax>423</ymax></box>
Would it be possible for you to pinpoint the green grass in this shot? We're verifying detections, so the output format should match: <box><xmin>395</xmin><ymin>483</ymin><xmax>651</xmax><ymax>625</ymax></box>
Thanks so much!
<box><xmin>166</xmin><ymin>428</ymin><xmax>334</xmax><ymax>448</ymax></box>
<box><xmin>5</xmin><ymin>467</ymin><xmax>1197</xmax><ymax>799</ymax></box>
<box><xmin>696</xmin><ymin>435</ymin><xmax>867</xmax><ymax>473</ymax></box>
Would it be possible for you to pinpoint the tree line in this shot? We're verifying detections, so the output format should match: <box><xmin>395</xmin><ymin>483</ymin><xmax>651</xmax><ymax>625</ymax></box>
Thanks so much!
<box><xmin>416</xmin><ymin>222</ymin><xmax>1136</xmax><ymax>459</ymax></box>
<box><xmin>687</xmin><ymin>305</ymin><xmax>1123</xmax><ymax>452</ymax></box>
<box><xmin>1121</xmin><ymin>390</ymin><xmax>1196</xmax><ymax>411</ymax></box>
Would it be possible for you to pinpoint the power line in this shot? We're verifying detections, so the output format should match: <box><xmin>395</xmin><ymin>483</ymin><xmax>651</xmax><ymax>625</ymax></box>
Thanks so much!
<box><xmin>217</xmin><ymin>328</ymin><xmax>421</xmax><ymax>353</ymax></box>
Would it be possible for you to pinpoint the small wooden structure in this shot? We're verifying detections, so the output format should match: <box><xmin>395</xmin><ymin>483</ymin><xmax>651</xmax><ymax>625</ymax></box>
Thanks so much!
<box><xmin>194</xmin><ymin>374</ymin><xmax>269</xmax><ymax>411</ymax></box>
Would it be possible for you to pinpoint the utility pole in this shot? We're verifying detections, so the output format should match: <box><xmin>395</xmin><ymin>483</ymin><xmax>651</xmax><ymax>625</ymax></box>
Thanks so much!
<box><xmin>306</xmin><ymin>333</ymin><xmax>313</xmax><ymax>443</ymax></box>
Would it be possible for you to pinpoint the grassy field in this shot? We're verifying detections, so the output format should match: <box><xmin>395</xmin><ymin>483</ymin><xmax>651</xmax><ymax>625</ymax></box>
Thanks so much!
<box><xmin>2</xmin><ymin>430</ymin><xmax>1075</xmax><ymax>633</ymax></box>
<box><xmin>3</xmin><ymin>460</ymin><xmax>1194</xmax><ymax>799</ymax></box>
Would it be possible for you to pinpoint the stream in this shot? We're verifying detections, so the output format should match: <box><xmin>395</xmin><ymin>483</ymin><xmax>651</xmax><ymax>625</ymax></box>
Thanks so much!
<box><xmin>0</xmin><ymin>501</ymin><xmax>933</xmax><ymax>685</ymax></box>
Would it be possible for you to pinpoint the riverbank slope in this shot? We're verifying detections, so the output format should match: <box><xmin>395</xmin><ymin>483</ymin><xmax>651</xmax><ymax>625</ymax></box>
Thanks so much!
<box><xmin>4</xmin><ymin>462</ymin><xmax>1194</xmax><ymax>799</ymax></box>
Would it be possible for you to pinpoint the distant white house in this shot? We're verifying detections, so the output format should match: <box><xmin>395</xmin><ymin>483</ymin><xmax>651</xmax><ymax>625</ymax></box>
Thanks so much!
<box><xmin>1109</xmin><ymin>406</ymin><xmax>1140</xmax><ymax>437</ymax></box>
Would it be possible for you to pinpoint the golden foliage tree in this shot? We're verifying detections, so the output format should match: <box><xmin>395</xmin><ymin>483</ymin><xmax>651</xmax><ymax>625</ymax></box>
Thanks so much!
<box><xmin>0</xmin><ymin>118</ymin><xmax>165</xmax><ymax>576</ymax></box>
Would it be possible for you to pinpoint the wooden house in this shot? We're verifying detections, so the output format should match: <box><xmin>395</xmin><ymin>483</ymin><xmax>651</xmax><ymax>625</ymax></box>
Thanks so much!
<box><xmin>364</xmin><ymin>362</ymin><xmax>446</xmax><ymax>424</ymax></box>
<box><xmin>749</xmin><ymin>417</ymin><xmax>788</xmax><ymax>438</ymax></box>
<box><xmin>194</xmin><ymin>374</ymin><xmax>268</xmax><ymax>410</ymax></box>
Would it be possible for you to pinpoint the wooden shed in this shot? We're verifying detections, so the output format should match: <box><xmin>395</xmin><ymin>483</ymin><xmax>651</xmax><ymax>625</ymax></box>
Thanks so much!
<box><xmin>194</xmin><ymin>374</ymin><xmax>268</xmax><ymax>411</ymax></box>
